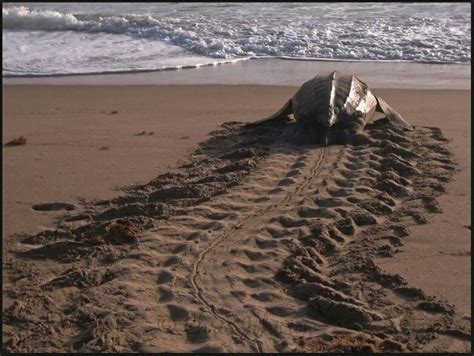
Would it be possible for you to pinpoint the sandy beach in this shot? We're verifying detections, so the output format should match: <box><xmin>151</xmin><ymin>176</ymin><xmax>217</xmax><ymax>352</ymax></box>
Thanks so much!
<box><xmin>3</xmin><ymin>2</ymin><xmax>471</xmax><ymax>352</ymax></box>
<box><xmin>2</xmin><ymin>81</ymin><xmax>471</xmax><ymax>352</ymax></box>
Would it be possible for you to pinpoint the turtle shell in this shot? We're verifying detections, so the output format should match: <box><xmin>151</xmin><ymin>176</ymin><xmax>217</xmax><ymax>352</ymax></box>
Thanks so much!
<box><xmin>291</xmin><ymin>71</ymin><xmax>378</xmax><ymax>130</ymax></box>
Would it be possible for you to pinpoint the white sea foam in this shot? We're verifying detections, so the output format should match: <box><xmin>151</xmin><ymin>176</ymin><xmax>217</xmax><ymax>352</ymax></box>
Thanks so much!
<box><xmin>2</xmin><ymin>3</ymin><xmax>471</xmax><ymax>76</ymax></box>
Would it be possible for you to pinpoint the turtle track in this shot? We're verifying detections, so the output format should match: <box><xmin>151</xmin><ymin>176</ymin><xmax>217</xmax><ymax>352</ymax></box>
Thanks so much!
<box><xmin>3</xmin><ymin>120</ymin><xmax>470</xmax><ymax>353</ymax></box>
<box><xmin>274</xmin><ymin>123</ymin><xmax>469</xmax><ymax>352</ymax></box>
<box><xmin>189</xmin><ymin>144</ymin><xmax>327</xmax><ymax>352</ymax></box>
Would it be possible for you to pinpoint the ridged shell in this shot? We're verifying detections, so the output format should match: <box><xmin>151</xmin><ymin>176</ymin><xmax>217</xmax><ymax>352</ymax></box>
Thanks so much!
<box><xmin>291</xmin><ymin>72</ymin><xmax>378</xmax><ymax>128</ymax></box>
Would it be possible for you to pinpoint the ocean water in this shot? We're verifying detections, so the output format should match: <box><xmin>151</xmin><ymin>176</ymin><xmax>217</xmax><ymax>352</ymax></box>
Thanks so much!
<box><xmin>2</xmin><ymin>2</ymin><xmax>471</xmax><ymax>77</ymax></box>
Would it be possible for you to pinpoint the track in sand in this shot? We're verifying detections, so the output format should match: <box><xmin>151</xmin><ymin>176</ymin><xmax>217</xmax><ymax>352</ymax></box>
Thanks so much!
<box><xmin>3</xmin><ymin>119</ymin><xmax>470</xmax><ymax>353</ymax></box>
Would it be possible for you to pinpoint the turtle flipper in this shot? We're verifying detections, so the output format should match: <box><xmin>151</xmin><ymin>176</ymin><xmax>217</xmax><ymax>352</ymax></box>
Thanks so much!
<box><xmin>246</xmin><ymin>100</ymin><xmax>293</xmax><ymax>126</ymax></box>
<box><xmin>375</xmin><ymin>96</ymin><xmax>413</xmax><ymax>131</ymax></box>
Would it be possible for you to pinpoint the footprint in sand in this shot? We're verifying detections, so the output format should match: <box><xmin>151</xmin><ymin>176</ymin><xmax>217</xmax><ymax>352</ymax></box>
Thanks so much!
<box><xmin>32</xmin><ymin>202</ymin><xmax>76</xmax><ymax>211</ymax></box>
<box><xmin>157</xmin><ymin>269</ymin><xmax>175</xmax><ymax>285</ymax></box>
<box><xmin>158</xmin><ymin>286</ymin><xmax>174</xmax><ymax>302</ymax></box>
<box><xmin>167</xmin><ymin>304</ymin><xmax>190</xmax><ymax>321</ymax></box>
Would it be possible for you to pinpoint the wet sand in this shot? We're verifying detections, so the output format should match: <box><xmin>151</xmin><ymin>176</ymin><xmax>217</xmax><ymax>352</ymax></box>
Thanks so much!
<box><xmin>3</xmin><ymin>59</ymin><xmax>470</xmax><ymax>89</ymax></box>
<box><xmin>2</xmin><ymin>84</ymin><xmax>470</xmax><ymax>352</ymax></box>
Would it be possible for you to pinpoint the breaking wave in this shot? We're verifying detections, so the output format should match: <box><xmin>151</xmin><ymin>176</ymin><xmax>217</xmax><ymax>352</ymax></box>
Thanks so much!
<box><xmin>2</xmin><ymin>3</ymin><xmax>471</xmax><ymax>76</ymax></box>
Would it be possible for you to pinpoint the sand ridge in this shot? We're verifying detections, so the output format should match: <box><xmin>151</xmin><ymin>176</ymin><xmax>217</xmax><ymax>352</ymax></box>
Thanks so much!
<box><xmin>2</xmin><ymin>118</ymin><xmax>470</xmax><ymax>352</ymax></box>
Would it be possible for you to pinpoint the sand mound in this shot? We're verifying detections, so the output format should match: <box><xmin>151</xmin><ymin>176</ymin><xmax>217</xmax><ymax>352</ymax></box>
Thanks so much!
<box><xmin>3</xmin><ymin>120</ymin><xmax>470</xmax><ymax>352</ymax></box>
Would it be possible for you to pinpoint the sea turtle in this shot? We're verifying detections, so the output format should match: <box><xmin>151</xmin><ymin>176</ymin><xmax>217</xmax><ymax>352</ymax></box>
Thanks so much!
<box><xmin>247</xmin><ymin>71</ymin><xmax>413</xmax><ymax>144</ymax></box>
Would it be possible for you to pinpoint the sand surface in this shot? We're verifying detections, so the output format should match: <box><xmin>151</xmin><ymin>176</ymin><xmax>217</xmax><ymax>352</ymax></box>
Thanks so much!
<box><xmin>2</xmin><ymin>85</ymin><xmax>471</xmax><ymax>352</ymax></box>
<box><xmin>3</xmin><ymin>59</ymin><xmax>470</xmax><ymax>89</ymax></box>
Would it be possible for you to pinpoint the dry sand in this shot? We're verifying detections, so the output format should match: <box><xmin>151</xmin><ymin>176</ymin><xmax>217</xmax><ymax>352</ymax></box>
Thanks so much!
<box><xmin>2</xmin><ymin>85</ymin><xmax>471</xmax><ymax>352</ymax></box>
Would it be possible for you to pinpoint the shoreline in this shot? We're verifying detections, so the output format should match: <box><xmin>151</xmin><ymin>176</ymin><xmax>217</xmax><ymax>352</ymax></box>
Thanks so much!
<box><xmin>3</xmin><ymin>57</ymin><xmax>469</xmax><ymax>78</ymax></box>
<box><xmin>3</xmin><ymin>58</ymin><xmax>470</xmax><ymax>89</ymax></box>
<box><xmin>3</xmin><ymin>84</ymin><xmax>471</xmax><ymax>352</ymax></box>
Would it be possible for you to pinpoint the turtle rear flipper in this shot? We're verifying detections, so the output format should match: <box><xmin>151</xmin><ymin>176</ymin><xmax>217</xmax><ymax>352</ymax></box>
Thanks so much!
<box><xmin>246</xmin><ymin>100</ymin><xmax>293</xmax><ymax>126</ymax></box>
<box><xmin>375</xmin><ymin>96</ymin><xmax>413</xmax><ymax>131</ymax></box>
